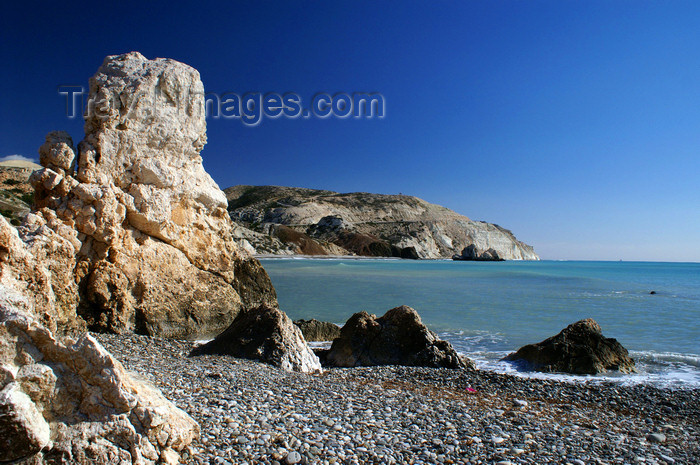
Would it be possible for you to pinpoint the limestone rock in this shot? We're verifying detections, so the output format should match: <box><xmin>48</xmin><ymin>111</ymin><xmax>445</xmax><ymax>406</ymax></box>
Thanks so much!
<box><xmin>226</xmin><ymin>185</ymin><xmax>539</xmax><ymax>260</ymax></box>
<box><xmin>38</xmin><ymin>131</ymin><xmax>76</xmax><ymax>175</ymax></box>
<box><xmin>502</xmin><ymin>318</ymin><xmax>636</xmax><ymax>375</ymax></box>
<box><xmin>0</xmin><ymin>383</ymin><xmax>50</xmax><ymax>462</ymax></box>
<box><xmin>190</xmin><ymin>304</ymin><xmax>322</xmax><ymax>373</ymax></box>
<box><xmin>1</xmin><ymin>214</ymin><xmax>81</xmax><ymax>334</ymax></box>
<box><xmin>326</xmin><ymin>306</ymin><xmax>471</xmax><ymax>369</ymax></box>
<box><xmin>27</xmin><ymin>52</ymin><xmax>276</xmax><ymax>338</ymax></box>
<box><xmin>294</xmin><ymin>319</ymin><xmax>341</xmax><ymax>342</ymax></box>
<box><xmin>0</xmin><ymin>284</ymin><xmax>199</xmax><ymax>464</ymax></box>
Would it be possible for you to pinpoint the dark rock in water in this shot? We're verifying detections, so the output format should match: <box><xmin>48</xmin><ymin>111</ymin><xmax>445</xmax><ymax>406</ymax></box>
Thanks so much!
<box><xmin>649</xmin><ymin>291</ymin><xmax>657</xmax><ymax>295</ymax></box>
<box><xmin>190</xmin><ymin>304</ymin><xmax>321</xmax><ymax>373</ymax></box>
<box><xmin>502</xmin><ymin>318</ymin><xmax>636</xmax><ymax>375</ymax></box>
<box><xmin>325</xmin><ymin>305</ymin><xmax>473</xmax><ymax>369</ymax></box>
<box><xmin>397</xmin><ymin>246</ymin><xmax>420</xmax><ymax>260</ymax></box>
<box><xmin>452</xmin><ymin>244</ymin><xmax>505</xmax><ymax>261</ymax></box>
<box><xmin>479</xmin><ymin>248</ymin><xmax>503</xmax><ymax>261</ymax></box>
<box><xmin>462</xmin><ymin>244</ymin><xmax>480</xmax><ymax>260</ymax></box>
<box><xmin>294</xmin><ymin>319</ymin><xmax>341</xmax><ymax>342</ymax></box>
<box><xmin>233</xmin><ymin>253</ymin><xmax>278</xmax><ymax>308</ymax></box>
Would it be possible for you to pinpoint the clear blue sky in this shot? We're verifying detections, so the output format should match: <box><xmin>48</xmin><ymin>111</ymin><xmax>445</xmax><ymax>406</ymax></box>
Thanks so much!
<box><xmin>2</xmin><ymin>1</ymin><xmax>699</xmax><ymax>261</ymax></box>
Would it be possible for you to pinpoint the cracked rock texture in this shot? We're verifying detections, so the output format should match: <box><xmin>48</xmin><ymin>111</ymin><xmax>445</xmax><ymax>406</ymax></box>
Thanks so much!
<box><xmin>28</xmin><ymin>52</ymin><xmax>276</xmax><ymax>339</ymax></box>
<box><xmin>0</xmin><ymin>281</ymin><xmax>198</xmax><ymax>464</ymax></box>
<box><xmin>0</xmin><ymin>52</ymin><xmax>286</xmax><ymax>464</ymax></box>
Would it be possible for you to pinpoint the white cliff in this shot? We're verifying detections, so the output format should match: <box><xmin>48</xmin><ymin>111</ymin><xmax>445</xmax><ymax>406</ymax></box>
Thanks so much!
<box><xmin>226</xmin><ymin>185</ymin><xmax>539</xmax><ymax>260</ymax></box>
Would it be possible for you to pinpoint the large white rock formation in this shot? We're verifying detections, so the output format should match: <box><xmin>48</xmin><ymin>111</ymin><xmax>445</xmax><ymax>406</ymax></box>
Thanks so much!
<box><xmin>0</xmin><ymin>52</ymin><xmax>284</xmax><ymax>463</ymax></box>
<box><xmin>29</xmin><ymin>52</ymin><xmax>276</xmax><ymax>338</ymax></box>
<box><xmin>1</xmin><ymin>217</ymin><xmax>198</xmax><ymax>464</ymax></box>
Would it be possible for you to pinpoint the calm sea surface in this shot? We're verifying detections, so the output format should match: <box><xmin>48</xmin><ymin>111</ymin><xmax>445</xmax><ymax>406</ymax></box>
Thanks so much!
<box><xmin>261</xmin><ymin>258</ymin><xmax>700</xmax><ymax>388</ymax></box>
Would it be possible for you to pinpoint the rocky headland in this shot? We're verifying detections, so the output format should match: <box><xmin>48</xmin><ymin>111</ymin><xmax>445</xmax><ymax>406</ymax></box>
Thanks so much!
<box><xmin>226</xmin><ymin>185</ymin><xmax>539</xmax><ymax>260</ymax></box>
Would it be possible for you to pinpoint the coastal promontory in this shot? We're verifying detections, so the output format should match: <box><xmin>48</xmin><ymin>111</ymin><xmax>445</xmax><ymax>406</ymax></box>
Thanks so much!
<box><xmin>226</xmin><ymin>185</ymin><xmax>539</xmax><ymax>260</ymax></box>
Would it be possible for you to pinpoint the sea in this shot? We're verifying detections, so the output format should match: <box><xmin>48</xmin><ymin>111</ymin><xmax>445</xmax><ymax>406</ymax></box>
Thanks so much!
<box><xmin>260</xmin><ymin>258</ymin><xmax>700</xmax><ymax>389</ymax></box>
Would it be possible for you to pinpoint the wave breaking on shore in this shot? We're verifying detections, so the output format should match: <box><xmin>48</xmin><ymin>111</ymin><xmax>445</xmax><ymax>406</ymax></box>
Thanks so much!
<box><xmin>440</xmin><ymin>330</ymin><xmax>700</xmax><ymax>389</ymax></box>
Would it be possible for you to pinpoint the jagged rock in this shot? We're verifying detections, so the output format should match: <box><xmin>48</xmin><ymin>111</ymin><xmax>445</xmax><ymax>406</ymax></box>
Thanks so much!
<box><xmin>1</xmin><ymin>213</ymin><xmax>81</xmax><ymax>334</ymax></box>
<box><xmin>25</xmin><ymin>52</ymin><xmax>276</xmax><ymax>338</ymax></box>
<box><xmin>325</xmin><ymin>306</ymin><xmax>471</xmax><ymax>369</ymax></box>
<box><xmin>0</xmin><ymin>284</ymin><xmax>199</xmax><ymax>464</ymax></box>
<box><xmin>38</xmin><ymin>131</ymin><xmax>75</xmax><ymax>175</ymax></box>
<box><xmin>294</xmin><ymin>319</ymin><xmax>341</xmax><ymax>342</ymax></box>
<box><xmin>0</xmin><ymin>382</ymin><xmax>50</xmax><ymax>462</ymax></box>
<box><xmin>190</xmin><ymin>304</ymin><xmax>322</xmax><ymax>373</ymax></box>
<box><xmin>479</xmin><ymin>247</ymin><xmax>502</xmax><ymax>260</ymax></box>
<box><xmin>502</xmin><ymin>318</ymin><xmax>636</xmax><ymax>375</ymax></box>
<box><xmin>226</xmin><ymin>185</ymin><xmax>539</xmax><ymax>260</ymax></box>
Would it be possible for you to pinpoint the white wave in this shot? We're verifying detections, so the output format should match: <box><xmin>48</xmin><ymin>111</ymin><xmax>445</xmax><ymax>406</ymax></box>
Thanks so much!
<box><xmin>307</xmin><ymin>341</ymin><xmax>333</xmax><ymax>349</ymax></box>
<box><xmin>439</xmin><ymin>332</ymin><xmax>700</xmax><ymax>389</ymax></box>
<box><xmin>630</xmin><ymin>350</ymin><xmax>700</xmax><ymax>367</ymax></box>
<box><xmin>464</xmin><ymin>351</ymin><xmax>700</xmax><ymax>389</ymax></box>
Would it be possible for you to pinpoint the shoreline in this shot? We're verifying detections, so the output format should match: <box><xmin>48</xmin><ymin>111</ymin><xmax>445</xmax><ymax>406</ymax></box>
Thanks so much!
<box><xmin>261</xmin><ymin>259</ymin><xmax>700</xmax><ymax>389</ymax></box>
<box><xmin>95</xmin><ymin>332</ymin><xmax>699</xmax><ymax>465</ymax></box>
<box><xmin>256</xmin><ymin>255</ymin><xmax>700</xmax><ymax>264</ymax></box>
<box><xmin>292</xmin><ymin>342</ymin><xmax>700</xmax><ymax>391</ymax></box>
<box><xmin>254</xmin><ymin>254</ymin><xmax>526</xmax><ymax>261</ymax></box>
<box><xmin>255</xmin><ymin>254</ymin><xmax>432</xmax><ymax>261</ymax></box>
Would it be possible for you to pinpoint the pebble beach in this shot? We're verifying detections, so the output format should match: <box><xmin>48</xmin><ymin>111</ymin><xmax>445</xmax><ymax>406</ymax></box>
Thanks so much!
<box><xmin>95</xmin><ymin>333</ymin><xmax>699</xmax><ymax>465</ymax></box>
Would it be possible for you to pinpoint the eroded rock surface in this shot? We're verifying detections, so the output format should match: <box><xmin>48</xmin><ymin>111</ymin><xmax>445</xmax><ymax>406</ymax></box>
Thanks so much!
<box><xmin>1</xmin><ymin>211</ymin><xmax>81</xmax><ymax>334</ymax></box>
<box><xmin>326</xmin><ymin>306</ymin><xmax>471</xmax><ymax>369</ymax></box>
<box><xmin>0</xmin><ymin>52</ymin><xmax>296</xmax><ymax>463</ymax></box>
<box><xmin>503</xmin><ymin>318</ymin><xmax>636</xmax><ymax>375</ymax></box>
<box><xmin>190</xmin><ymin>304</ymin><xmax>322</xmax><ymax>373</ymax></box>
<box><xmin>0</xmin><ymin>280</ymin><xmax>198</xmax><ymax>464</ymax></box>
<box><xmin>26</xmin><ymin>52</ymin><xmax>276</xmax><ymax>338</ymax></box>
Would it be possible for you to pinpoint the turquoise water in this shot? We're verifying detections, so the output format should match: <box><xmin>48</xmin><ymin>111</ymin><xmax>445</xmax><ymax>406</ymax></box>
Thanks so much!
<box><xmin>261</xmin><ymin>258</ymin><xmax>700</xmax><ymax>388</ymax></box>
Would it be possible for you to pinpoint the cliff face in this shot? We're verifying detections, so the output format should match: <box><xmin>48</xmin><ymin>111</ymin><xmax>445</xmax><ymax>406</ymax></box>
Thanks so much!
<box><xmin>225</xmin><ymin>185</ymin><xmax>539</xmax><ymax>260</ymax></box>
